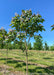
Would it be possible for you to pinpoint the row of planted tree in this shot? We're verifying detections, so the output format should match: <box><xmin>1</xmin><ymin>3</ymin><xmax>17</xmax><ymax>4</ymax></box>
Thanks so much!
<box><xmin>0</xmin><ymin>34</ymin><xmax>54</xmax><ymax>50</ymax></box>
<box><xmin>0</xmin><ymin>9</ymin><xmax>54</xmax><ymax>75</ymax></box>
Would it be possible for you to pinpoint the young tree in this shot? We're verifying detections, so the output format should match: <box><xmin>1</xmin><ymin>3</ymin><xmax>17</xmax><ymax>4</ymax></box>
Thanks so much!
<box><xmin>44</xmin><ymin>42</ymin><xmax>49</xmax><ymax>50</ymax></box>
<box><xmin>16</xmin><ymin>32</ymin><xmax>26</xmax><ymax>51</ymax></box>
<box><xmin>0</xmin><ymin>27</ymin><xmax>7</xmax><ymax>56</ymax></box>
<box><xmin>33</xmin><ymin>34</ymin><xmax>43</xmax><ymax>50</ymax></box>
<box><xmin>10</xmin><ymin>9</ymin><xmax>45</xmax><ymax>75</ymax></box>
<box><xmin>0</xmin><ymin>27</ymin><xmax>7</xmax><ymax>48</ymax></box>
<box><xmin>4</xmin><ymin>29</ymin><xmax>17</xmax><ymax>64</ymax></box>
<box><xmin>28</xmin><ymin>42</ymin><xmax>32</xmax><ymax>50</ymax></box>
<box><xmin>50</xmin><ymin>44</ymin><xmax>54</xmax><ymax>51</ymax></box>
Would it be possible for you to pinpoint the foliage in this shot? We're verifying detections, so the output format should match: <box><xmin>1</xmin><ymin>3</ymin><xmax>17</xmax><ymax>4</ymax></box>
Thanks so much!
<box><xmin>10</xmin><ymin>9</ymin><xmax>45</xmax><ymax>51</ymax></box>
<box><xmin>4</xmin><ymin>29</ymin><xmax>17</xmax><ymax>43</ymax></box>
<box><xmin>44</xmin><ymin>42</ymin><xmax>49</xmax><ymax>50</ymax></box>
<box><xmin>0</xmin><ymin>27</ymin><xmax>7</xmax><ymax>49</ymax></box>
<box><xmin>33</xmin><ymin>35</ymin><xmax>43</xmax><ymax>50</ymax></box>
<box><xmin>51</xmin><ymin>24</ymin><xmax>54</xmax><ymax>31</ymax></box>
<box><xmin>10</xmin><ymin>9</ymin><xmax>45</xmax><ymax>38</ymax></box>
<box><xmin>50</xmin><ymin>44</ymin><xmax>54</xmax><ymax>50</ymax></box>
<box><xmin>27</xmin><ymin>42</ymin><xmax>32</xmax><ymax>50</ymax></box>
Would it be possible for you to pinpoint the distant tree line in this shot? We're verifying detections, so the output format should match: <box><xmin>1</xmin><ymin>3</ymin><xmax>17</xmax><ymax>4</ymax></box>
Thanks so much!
<box><xmin>0</xmin><ymin>34</ymin><xmax>54</xmax><ymax>51</ymax></box>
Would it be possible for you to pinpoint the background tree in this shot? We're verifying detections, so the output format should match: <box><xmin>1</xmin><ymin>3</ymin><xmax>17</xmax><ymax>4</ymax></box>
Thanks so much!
<box><xmin>4</xmin><ymin>29</ymin><xmax>17</xmax><ymax>64</ymax></box>
<box><xmin>13</xmin><ymin>40</ymin><xmax>19</xmax><ymax>49</ymax></box>
<box><xmin>0</xmin><ymin>27</ymin><xmax>7</xmax><ymax>49</ymax></box>
<box><xmin>51</xmin><ymin>25</ymin><xmax>54</xmax><ymax>31</ymax></box>
<box><xmin>50</xmin><ymin>25</ymin><xmax>54</xmax><ymax>50</ymax></box>
<box><xmin>10</xmin><ymin>9</ymin><xmax>45</xmax><ymax>75</ymax></box>
<box><xmin>7</xmin><ymin>43</ymin><xmax>13</xmax><ymax>50</ymax></box>
<box><xmin>16</xmin><ymin>32</ymin><xmax>26</xmax><ymax>51</ymax></box>
<box><xmin>33</xmin><ymin>34</ymin><xmax>43</xmax><ymax>50</ymax></box>
<box><xmin>0</xmin><ymin>27</ymin><xmax>7</xmax><ymax>56</ymax></box>
<box><xmin>44</xmin><ymin>42</ymin><xmax>49</xmax><ymax>50</ymax></box>
<box><xmin>50</xmin><ymin>44</ymin><xmax>54</xmax><ymax>51</ymax></box>
<box><xmin>27</xmin><ymin>42</ymin><xmax>32</xmax><ymax>50</ymax></box>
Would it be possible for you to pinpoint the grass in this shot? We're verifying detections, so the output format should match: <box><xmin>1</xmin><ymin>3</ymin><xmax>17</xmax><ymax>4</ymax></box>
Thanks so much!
<box><xmin>0</xmin><ymin>49</ymin><xmax>54</xmax><ymax>75</ymax></box>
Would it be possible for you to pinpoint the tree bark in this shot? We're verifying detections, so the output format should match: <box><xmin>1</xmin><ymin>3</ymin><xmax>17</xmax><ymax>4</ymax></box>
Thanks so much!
<box><xmin>6</xmin><ymin>43</ymin><xmax>8</xmax><ymax>65</ymax></box>
<box><xmin>25</xmin><ymin>38</ymin><xmax>28</xmax><ymax>75</ymax></box>
<box><xmin>25</xmin><ymin>37</ymin><xmax>30</xmax><ymax>75</ymax></box>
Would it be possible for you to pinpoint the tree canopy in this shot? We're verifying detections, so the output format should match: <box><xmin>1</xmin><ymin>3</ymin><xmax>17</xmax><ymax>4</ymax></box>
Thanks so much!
<box><xmin>51</xmin><ymin>24</ymin><xmax>54</xmax><ymax>31</ymax></box>
<box><xmin>10</xmin><ymin>9</ymin><xmax>45</xmax><ymax>38</ymax></box>
<box><xmin>0</xmin><ymin>27</ymin><xmax>7</xmax><ymax>48</ymax></box>
<box><xmin>33</xmin><ymin>35</ymin><xmax>43</xmax><ymax>50</ymax></box>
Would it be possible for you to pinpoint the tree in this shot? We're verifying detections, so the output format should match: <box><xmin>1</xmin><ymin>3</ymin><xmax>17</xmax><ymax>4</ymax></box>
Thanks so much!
<box><xmin>10</xmin><ymin>9</ymin><xmax>45</xmax><ymax>75</ymax></box>
<box><xmin>8</xmin><ymin>43</ymin><xmax>13</xmax><ymax>50</ymax></box>
<box><xmin>51</xmin><ymin>25</ymin><xmax>54</xmax><ymax>31</ymax></box>
<box><xmin>33</xmin><ymin>35</ymin><xmax>43</xmax><ymax>50</ymax></box>
<box><xmin>0</xmin><ymin>27</ymin><xmax>7</xmax><ymax>49</ymax></box>
<box><xmin>44</xmin><ymin>42</ymin><xmax>49</xmax><ymax>50</ymax></box>
<box><xmin>13</xmin><ymin>40</ymin><xmax>19</xmax><ymax>49</ymax></box>
<box><xmin>4</xmin><ymin>29</ymin><xmax>17</xmax><ymax>64</ymax></box>
<box><xmin>28</xmin><ymin>42</ymin><xmax>32</xmax><ymax>50</ymax></box>
<box><xmin>0</xmin><ymin>27</ymin><xmax>7</xmax><ymax>57</ymax></box>
<box><xmin>50</xmin><ymin>44</ymin><xmax>54</xmax><ymax>51</ymax></box>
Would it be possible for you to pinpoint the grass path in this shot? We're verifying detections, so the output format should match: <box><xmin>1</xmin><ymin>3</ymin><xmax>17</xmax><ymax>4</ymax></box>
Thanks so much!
<box><xmin>0</xmin><ymin>49</ymin><xmax>54</xmax><ymax>74</ymax></box>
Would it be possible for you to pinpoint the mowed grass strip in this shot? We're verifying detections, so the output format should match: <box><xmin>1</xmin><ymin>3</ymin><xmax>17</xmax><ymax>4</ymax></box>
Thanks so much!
<box><xmin>0</xmin><ymin>49</ymin><xmax>54</xmax><ymax>74</ymax></box>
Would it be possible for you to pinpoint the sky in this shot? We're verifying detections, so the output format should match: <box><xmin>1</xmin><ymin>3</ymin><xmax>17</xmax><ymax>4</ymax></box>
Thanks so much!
<box><xmin>0</xmin><ymin>0</ymin><xmax>54</xmax><ymax>46</ymax></box>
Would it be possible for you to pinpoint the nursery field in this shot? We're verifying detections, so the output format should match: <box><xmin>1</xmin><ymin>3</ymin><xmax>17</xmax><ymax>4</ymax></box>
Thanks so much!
<box><xmin>0</xmin><ymin>49</ymin><xmax>54</xmax><ymax>75</ymax></box>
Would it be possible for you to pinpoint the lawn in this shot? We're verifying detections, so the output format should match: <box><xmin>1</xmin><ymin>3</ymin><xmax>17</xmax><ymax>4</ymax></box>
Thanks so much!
<box><xmin>0</xmin><ymin>49</ymin><xmax>54</xmax><ymax>75</ymax></box>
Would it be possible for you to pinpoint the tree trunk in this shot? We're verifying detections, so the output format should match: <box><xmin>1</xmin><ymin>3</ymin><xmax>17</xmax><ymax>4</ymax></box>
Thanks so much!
<box><xmin>0</xmin><ymin>48</ymin><xmax>2</xmax><ymax>58</ymax></box>
<box><xmin>26</xmin><ymin>50</ymin><xmax>28</xmax><ymax>75</ymax></box>
<box><xmin>6</xmin><ymin>43</ymin><xmax>8</xmax><ymax>64</ymax></box>
<box><xmin>1</xmin><ymin>43</ymin><xmax>3</xmax><ymax>57</ymax></box>
<box><xmin>4</xmin><ymin>43</ymin><xmax>8</xmax><ymax>74</ymax></box>
<box><xmin>25</xmin><ymin>40</ymin><xmax>28</xmax><ymax>75</ymax></box>
<box><xmin>25</xmin><ymin>37</ymin><xmax>30</xmax><ymax>75</ymax></box>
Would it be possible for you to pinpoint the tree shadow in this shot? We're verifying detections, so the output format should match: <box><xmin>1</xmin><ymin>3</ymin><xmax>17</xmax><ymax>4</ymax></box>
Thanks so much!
<box><xmin>0</xmin><ymin>58</ymin><xmax>7</xmax><ymax>60</ymax></box>
<box><xmin>43</xmin><ymin>57</ymin><xmax>52</xmax><ymax>59</ymax></box>
<box><xmin>6</xmin><ymin>58</ymin><xmax>25</xmax><ymax>64</ymax></box>
<box><xmin>47</xmin><ymin>66</ymin><xmax>54</xmax><ymax>70</ymax></box>
<box><xmin>15</xmin><ymin>62</ymin><xmax>26</xmax><ymax>68</ymax></box>
<box><xmin>15</xmin><ymin>57</ymin><xmax>21</xmax><ymax>59</ymax></box>
<box><xmin>29</xmin><ymin>59</ymin><xmax>37</xmax><ymax>62</ymax></box>
<box><xmin>7</xmin><ymin>60</ymin><xmax>18</xmax><ymax>64</ymax></box>
<box><xmin>24</xmin><ymin>66</ymin><xmax>54</xmax><ymax>74</ymax></box>
<box><xmin>0</xmin><ymin>58</ymin><xmax>12</xmax><ymax>61</ymax></box>
<box><xmin>22</xmin><ymin>62</ymin><xmax>26</xmax><ymax>66</ymax></box>
<box><xmin>15</xmin><ymin>63</ymin><xmax>22</xmax><ymax>68</ymax></box>
<box><xmin>0</xmin><ymin>58</ymin><xmax>54</xmax><ymax>74</ymax></box>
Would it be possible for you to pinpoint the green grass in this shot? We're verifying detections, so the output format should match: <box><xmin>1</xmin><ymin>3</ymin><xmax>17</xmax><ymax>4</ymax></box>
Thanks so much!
<box><xmin>0</xmin><ymin>49</ymin><xmax>54</xmax><ymax>74</ymax></box>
